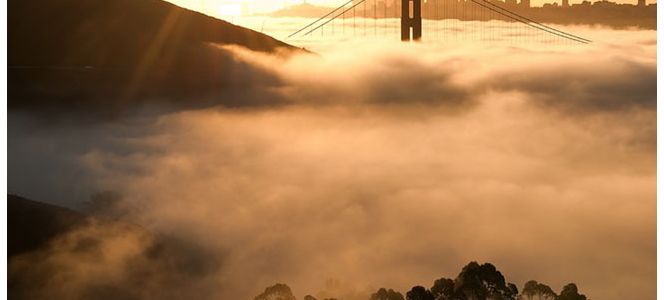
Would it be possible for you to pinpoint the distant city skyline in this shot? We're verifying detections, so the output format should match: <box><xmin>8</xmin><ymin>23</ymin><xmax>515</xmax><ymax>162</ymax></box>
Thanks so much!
<box><xmin>168</xmin><ymin>0</ymin><xmax>656</xmax><ymax>16</ymax></box>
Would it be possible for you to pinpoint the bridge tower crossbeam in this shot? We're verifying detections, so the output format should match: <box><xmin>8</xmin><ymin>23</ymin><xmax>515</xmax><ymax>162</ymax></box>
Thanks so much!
<box><xmin>401</xmin><ymin>0</ymin><xmax>422</xmax><ymax>41</ymax></box>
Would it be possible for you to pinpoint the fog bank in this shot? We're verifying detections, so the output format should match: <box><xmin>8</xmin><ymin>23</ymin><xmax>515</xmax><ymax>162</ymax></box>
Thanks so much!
<box><xmin>8</xmin><ymin>25</ymin><xmax>656</xmax><ymax>300</ymax></box>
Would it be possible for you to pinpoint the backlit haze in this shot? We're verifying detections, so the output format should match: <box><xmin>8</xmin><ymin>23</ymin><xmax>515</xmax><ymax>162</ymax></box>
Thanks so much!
<box><xmin>7</xmin><ymin>2</ymin><xmax>656</xmax><ymax>300</ymax></box>
<box><xmin>167</xmin><ymin>0</ymin><xmax>656</xmax><ymax>17</ymax></box>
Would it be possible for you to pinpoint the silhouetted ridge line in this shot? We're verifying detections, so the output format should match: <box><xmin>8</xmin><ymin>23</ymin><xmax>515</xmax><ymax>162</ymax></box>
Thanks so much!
<box><xmin>8</xmin><ymin>0</ymin><xmax>302</xmax><ymax>117</ymax></box>
<box><xmin>8</xmin><ymin>194</ymin><xmax>90</xmax><ymax>257</ymax></box>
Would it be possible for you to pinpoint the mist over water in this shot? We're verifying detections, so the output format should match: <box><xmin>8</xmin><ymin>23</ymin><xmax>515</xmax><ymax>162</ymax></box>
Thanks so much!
<box><xmin>226</xmin><ymin>16</ymin><xmax>653</xmax><ymax>49</ymax></box>
<box><xmin>8</xmin><ymin>21</ymin><xmax>656</xmax><ymax>300</ymax></box>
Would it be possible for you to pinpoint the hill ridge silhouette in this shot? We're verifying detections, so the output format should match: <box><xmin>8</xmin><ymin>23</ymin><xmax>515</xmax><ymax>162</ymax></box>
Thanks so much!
<box><xmin>8</xmin><ymin>0</ymin><xmax>300</xmax><ymax>117</ymax></box>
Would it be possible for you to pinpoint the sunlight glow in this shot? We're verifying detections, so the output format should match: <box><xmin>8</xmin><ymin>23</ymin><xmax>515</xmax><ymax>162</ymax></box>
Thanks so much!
<box><xmin>218</xmin><ymin>3</ymin><xmax>243</xmax><ymax>16</ymax></box>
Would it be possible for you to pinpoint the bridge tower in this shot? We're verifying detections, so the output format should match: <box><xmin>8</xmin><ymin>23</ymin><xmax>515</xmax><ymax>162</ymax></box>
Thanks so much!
<box><xmin>401</xmin><ymin>0</ymin><xmax>422</xmax><ymax>41</ymax></box>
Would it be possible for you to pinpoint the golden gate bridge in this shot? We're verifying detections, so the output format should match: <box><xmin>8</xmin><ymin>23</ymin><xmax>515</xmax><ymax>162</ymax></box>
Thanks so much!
<box><xmin>286</xmin><ymin>0</ymin><xmax>591</xmax><ymax>44</ymax></box>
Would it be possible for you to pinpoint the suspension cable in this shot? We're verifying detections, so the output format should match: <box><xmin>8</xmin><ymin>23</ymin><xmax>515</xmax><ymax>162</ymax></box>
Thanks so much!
<box><xmin>469</xmin><ymin>0</ymin><xmax>589</xmax><ymax>43</ymax></box>
<box><xmin>477</xmin><ymin>0</ymin><xmax>591</xmax><ymax>43</ymax></box>
<box><xmin>302</xmin><ymin>0</ymin><xmax>368</xmax><ymax>37</ymax></box>
<box><xmin>287</xmin><ymin>0</ymin><xmax>355</xmax><ymax>38</ymax></box>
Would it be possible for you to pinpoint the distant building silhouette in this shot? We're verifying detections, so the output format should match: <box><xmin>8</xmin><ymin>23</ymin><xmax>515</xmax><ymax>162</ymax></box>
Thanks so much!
<box><xmin>279</xmin><ymin>0</ymin><xmax>656</xmax><ymax>30</ymax></box>
<box><xmin>520</xmin><ymin>0</ymin><xmax>531</xmax><ymax>8</ymax></box>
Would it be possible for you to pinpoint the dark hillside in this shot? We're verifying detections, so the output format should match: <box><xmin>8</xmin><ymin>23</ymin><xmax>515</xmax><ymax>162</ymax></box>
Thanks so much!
<box><xmin>8</xmin><ymin>0</ymin><xmax>296</xmax><ymax>117</ymax></box>
<box><xmin>9</xmin><ymin>0</ymin><xmax>292</xmax><ymax>66</ymax></box>
<box><xmin>8</xmin><ymin>194</ymin><xmax>89</xmax><ymax>257</ymax></box>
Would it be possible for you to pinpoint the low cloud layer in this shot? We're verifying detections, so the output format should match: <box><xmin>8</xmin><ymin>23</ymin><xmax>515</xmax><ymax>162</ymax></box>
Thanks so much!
<box><xmin>8</xmin><ymin>24</ymin><xmax>656</xmax><ymax>300</ymax></box>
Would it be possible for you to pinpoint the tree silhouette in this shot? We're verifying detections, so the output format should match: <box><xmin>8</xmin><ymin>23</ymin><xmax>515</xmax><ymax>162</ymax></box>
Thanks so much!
<box><xmin>406</xmin><ymin>286</ymin><xmax>435</xmax><ymax>300</ymax></box>
<box><xmin>454</xmin><ymin>262</ymin><xmax>519</xmax><ymax>300</ymax></box>
<box><xmin>254</xmin><ymin>283</ymin><xmax>297</xmax><ymax>300</ymax></box>
<box><xmin>521</xmin><ymin>280</ymin><xmax>556</xmax><ymax>300</ymax></box>
<box><xmin>522</xmin><ymin>281</ymin><xmax>539</xmax><ymax>300</ymax></box>
<box><xmin>430</xmin><ymin>277</ymin><xmax>455</xmax><ymax>300</ymax></box>
<box><xmin>370</xmin><ymin>288</ymin><xmax>405</xmax><ymax>300</ymax></box>
<box><xmin>257</xmin><ymin>263</ymin><xmax>587</xmax><ymax>300</ymax></box>
<box><xmin>556</xmin><ymin>284</ymin><xmax>587</xmax><ymax>300</ymax></box>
